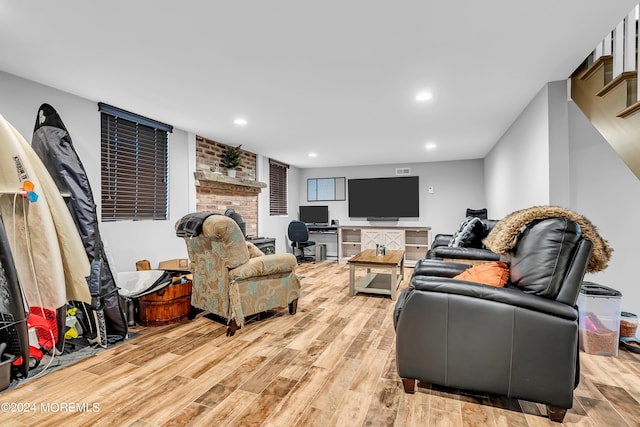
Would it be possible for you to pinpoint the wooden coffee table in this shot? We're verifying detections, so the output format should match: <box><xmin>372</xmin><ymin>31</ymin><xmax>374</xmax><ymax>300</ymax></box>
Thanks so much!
<box><xmin>348</xmin><ymin>249</ymin><xmax>405</xmax><ymax>300</ymax></box>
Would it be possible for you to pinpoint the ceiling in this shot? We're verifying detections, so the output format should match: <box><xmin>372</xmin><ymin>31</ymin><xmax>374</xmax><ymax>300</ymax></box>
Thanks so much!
<box><xmin>0</xmin><ymin>1</ymin><xmax>637</xmax><ymax>169</ymax></box>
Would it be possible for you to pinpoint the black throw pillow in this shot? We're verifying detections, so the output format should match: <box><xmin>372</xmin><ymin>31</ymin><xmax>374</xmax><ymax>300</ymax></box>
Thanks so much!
<box><xmin>448</xmin><ymin>217</ymin><xmax>485</xmax><ymax>248</ymax></box>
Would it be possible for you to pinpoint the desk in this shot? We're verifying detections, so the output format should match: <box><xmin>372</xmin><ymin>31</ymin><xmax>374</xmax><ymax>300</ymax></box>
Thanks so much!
<box><xmin>307</xmin><ymin>226</ymin><xmax>338</xmax><ymax>260</ymax></box>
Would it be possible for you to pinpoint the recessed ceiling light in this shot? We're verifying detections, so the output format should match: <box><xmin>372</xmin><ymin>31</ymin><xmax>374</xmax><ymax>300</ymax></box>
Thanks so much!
<box><xmin>416</xmin><ymin>92</ymin><xmax>433</xmax><ymax>101</ymax></box>
<box><xmin>234</xmin><ymin>118</ymin><xmax>247</xmax><ymax>125</ymax></box>
<box><xmin>425</xmin><ymin>142</ymin><xmax>437</xmax><ymax>150</ymax></box>
<box><xmin>308</xmin><ymin>152</ymin><xmax>317</xmax><ymax>157</ymax></box>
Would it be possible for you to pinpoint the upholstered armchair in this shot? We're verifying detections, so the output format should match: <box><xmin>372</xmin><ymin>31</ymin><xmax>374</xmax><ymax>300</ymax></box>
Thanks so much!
<box><xmin>177</xmin><ymin>214</ymin><xmax>300</xmax><ymax>336</ymax></box>
<box><xmin>394</xmin><ymin>207</ymin><xmax>613</xmax><ymax>423</ymax></box>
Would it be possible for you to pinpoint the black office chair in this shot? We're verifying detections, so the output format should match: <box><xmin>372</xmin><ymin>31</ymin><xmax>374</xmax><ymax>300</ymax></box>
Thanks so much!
<box><xmin>288</xmin><ymin>221</ymin><xmax>316</xmax><ymax>263</ymax></box>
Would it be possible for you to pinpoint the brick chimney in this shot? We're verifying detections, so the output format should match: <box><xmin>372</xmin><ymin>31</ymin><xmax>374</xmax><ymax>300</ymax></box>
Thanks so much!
<box><xmin>194</xmin><ymin>136</ymin><xmax>262</xmax><ymax>237</ymax></box>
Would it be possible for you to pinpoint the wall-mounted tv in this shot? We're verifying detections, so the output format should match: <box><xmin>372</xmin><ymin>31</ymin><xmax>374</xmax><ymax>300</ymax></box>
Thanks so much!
<box><xmin>299</xmin><ymin>205</ymin><xmax>329</xmax><ymax>225</ymax></box>
<box><xmin>348</xmin><ymin>176</ymin><xmax>419</xmax><ymax>220</ymax></box>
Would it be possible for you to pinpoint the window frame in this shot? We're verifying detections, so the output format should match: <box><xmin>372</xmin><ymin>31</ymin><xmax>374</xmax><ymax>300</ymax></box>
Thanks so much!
<box><xmin>99</xmin><ymin>103</ymin><xmax>172</xmax><ymax>222</ymax></box>
<box><xmin>269</xmin><ymin>158</ymin><xmax>289</xmax><ymax>216</ymax></box>
<box><xmin>307</xmin><ymin>177</ymin><xmax>346</xmax><ymax>201</ymax></box>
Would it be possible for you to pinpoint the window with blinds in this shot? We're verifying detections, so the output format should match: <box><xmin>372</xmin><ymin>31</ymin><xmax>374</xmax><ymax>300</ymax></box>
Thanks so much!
<box><xmin>99</xmin><ymin>103</ymin><xmax>172</xmax><ymax>221</ymax></box>
<box><xmin>269</xmin><ymin>159</ymin><xmax>289</xmax><ymax>216</ymax></box>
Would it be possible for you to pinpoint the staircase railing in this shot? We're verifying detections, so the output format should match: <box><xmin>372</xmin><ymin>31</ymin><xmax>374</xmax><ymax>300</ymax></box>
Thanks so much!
<box><xmin>588</xmin><ymin>4</ymin><xmax>639</xmax><ymax>106</ymax></box>
<box><xmin>570</xmin><ymin>3</ymin><xmax>640</xmax><ymax>180</ymax></box>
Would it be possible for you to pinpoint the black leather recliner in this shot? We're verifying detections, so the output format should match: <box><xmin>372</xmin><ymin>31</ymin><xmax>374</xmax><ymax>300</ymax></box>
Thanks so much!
<box><xmin>394</xmin><ymin>217</ymin><xmax>594</xmax><ymax>423</ymax></box>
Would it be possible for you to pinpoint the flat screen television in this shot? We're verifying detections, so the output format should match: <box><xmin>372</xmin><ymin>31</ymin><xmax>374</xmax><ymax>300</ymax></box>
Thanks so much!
<box><xmin>299</xmin><ymin>205</ymin><xmax>329</xmax><ymax>225</ymax></box>
<box><xmin>348</xmin><ymin>176</ymin><xmax>419</xmax><ymax>219</ymax></box>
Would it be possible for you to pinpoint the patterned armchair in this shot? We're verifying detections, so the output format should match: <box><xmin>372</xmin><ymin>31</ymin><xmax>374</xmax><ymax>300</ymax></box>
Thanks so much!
<box><xmin>178</xmin><ymin>214</ymin><xmax>300</xmax><ymax>336</ymax></box>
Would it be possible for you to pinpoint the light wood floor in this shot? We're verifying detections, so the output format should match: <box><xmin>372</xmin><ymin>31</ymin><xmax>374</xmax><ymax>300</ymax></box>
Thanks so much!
<box><xmin>2</xmin><ymin>262</ymin><xmax>640</xmax><ymax>426</ymax></box>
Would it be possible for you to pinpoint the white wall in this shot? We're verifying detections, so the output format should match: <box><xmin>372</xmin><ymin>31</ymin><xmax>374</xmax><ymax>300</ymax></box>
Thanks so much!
<box><xmin>100</xmin><ymin>130</ymin><xmax>194</xmax><ymax>272</ymax></box>
<box><xmin>257</xmin><ymin>155</ymin><xmax>302</xmax><ymax>254</ymax></box>
<box><xmin>298</xmin><ymin>159</ymin><xmax>486</xmax><ymax>239</ymax></box>
<box><xmin>568</xmin><ymin>101</ymin><xmax>640</xmax><ymax>316</ymax></box>
<box><xmin>0</xmin><ymin>71</ymin><xmax>194</xmax><ymax>273</ymax></box>
<box><xmin>548</xmin><ymin>80</ymin><xmax>571</xmax><ymax>207</ymax></box>
<box><xmin>485</xmin><ymin>84</ymin><xmax>551</xmax><ymax>217</ymax></box>
<box><xmin>484</xmin><ymin>78</ymin><xmax>640</xmax><ymax>317</ymax></box>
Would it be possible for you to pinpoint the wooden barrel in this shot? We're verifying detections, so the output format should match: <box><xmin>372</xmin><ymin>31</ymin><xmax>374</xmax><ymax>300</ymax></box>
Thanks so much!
<box><xmin>136</xmin><ymin>278</ymin><xmax>192</xmax><ymax>327</ymax></box>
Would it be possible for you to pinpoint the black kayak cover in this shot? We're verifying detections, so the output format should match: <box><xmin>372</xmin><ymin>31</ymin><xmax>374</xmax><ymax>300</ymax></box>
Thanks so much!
<box><xmin>31</xmin><ymin>103</ymin><xmax>127</xmax><ymax>344</ymax></box>
<box><xmin>0</xmin><ymin>216</ymin><xmax>30</xmax><ymax>378</ymax></box>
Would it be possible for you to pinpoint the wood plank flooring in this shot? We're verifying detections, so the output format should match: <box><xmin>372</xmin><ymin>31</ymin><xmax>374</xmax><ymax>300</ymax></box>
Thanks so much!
<box><xmin>1</xmin><ymin>261</ymin><xmax>639</xmax><ymax>426</ymax></box>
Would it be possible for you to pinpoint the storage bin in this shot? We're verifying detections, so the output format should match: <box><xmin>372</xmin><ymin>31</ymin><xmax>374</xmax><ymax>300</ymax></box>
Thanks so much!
<box><xmin>577</xmin><ymin>282</ymin><xmax>622</xmax><ymax>356</ymax></box>
<box><xmin>0</xmin><ymin>352</ymin><xmax>16</xmax><ymax>391</ymax></box>
<box><xmin>620</xmin><ymin>312</ymin><xmax>638</xmax><ymax>338</ymax></box>
<box><xmin>135</xmin><ymin>278</ymin><xmax>192</xmax><ymax>327</ymax></box>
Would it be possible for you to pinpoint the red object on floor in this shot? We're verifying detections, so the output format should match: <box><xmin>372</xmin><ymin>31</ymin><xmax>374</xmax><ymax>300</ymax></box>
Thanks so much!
<box><xmin>27</xmin><ymin>308</ymin><xmax>56</xmax><ymax>351</ymax></box>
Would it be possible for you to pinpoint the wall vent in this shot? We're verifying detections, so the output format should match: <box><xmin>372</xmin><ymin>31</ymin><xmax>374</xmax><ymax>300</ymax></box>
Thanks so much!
<box><xmin>395</xmin><ymin>167</ymin><xmax>411</xmax><ymax>176</ymax></box>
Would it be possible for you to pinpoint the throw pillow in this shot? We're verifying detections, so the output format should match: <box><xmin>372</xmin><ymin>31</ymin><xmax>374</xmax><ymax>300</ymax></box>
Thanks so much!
<box><xmin>453</xmin><ymin>261</ymin><xmax>509</xmax><ymax>287</ymax></box>
<box><xmin>448</xmin><ymin>216</ymin><xmax>485</xmax><ymax>248</ymax></box>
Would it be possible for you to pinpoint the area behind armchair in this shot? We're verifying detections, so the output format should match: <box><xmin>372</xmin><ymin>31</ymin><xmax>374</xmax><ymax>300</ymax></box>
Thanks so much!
<box><xmin>177</xmin><ymin>214</ymin><xmax>300</xmax><ymax>336</ymax></box>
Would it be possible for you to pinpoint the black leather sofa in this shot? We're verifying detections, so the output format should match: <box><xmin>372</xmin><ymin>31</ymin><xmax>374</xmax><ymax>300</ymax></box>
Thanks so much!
<box><xmin>426</xmin><ymin>217</ymin><xmax>500</xmax><ymax>264</ymax></box>
<box><xmin>394</xmin><ymin>217</ymin><xmax>594</xmax><ymax>423</ymax></box>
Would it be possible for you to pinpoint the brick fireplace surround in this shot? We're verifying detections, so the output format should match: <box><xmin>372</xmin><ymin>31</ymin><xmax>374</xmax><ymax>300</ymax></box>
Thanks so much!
<box><xmin>194</xmin><ymin>136</ymin><xmax>262</xmax><ymax>238</ymax></box>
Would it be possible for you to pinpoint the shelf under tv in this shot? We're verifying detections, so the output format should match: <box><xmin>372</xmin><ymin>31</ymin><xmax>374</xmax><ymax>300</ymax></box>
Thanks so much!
<box><xmin>337</xmin><ymin>225</ymin><xmax>431</xmax><ymax>267</ymax></box>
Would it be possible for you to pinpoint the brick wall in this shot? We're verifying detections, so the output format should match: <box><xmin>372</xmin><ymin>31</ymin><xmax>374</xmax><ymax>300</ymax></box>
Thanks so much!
<box><xmin>195</xmin><ymin>136</ymin><xmax>260</xmax><ymax>237</ymax></box>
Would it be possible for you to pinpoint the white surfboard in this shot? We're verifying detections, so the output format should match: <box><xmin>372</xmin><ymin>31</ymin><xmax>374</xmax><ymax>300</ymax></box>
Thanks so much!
<box><xmin>8</xmin><ymin>121</ymin><xmax>91</xmax><ymax>304</ymax></box>
<box><xmin>0</xmin><ymin>113</ymin><xmax>68</xmax><ymax>310</ymax></box>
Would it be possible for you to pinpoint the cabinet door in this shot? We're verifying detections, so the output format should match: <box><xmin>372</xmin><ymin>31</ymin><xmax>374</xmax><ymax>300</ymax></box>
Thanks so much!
<box><xmin>384</xmin><ymin>230</ymin><xmax>405</xmax><ymax>250</ymax></box>
<box><xmin>361</xmin><ymin>230</ymin><xmax>384</xmax><ymax>250</ymax></box>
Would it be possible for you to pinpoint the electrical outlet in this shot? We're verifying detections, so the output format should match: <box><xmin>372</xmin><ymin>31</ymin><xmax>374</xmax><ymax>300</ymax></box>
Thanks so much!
<box><xmin>428</xmin><ymin>186</ymin><xmax>434</xmax><ymax>194</ymax></box>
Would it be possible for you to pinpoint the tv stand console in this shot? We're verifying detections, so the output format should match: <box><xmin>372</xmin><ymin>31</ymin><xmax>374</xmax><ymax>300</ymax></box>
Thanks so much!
<box><xmin>338</xmin><ymin>225</ymin><xmax>431</xmax><ymax>267</ymax></box>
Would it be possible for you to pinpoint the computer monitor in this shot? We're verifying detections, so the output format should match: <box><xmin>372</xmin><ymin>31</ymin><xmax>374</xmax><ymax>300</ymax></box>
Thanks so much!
<box><xmin>299</xmin><ymin>205</ymin><xmax>329</xmax><ymax>225</ymax></box>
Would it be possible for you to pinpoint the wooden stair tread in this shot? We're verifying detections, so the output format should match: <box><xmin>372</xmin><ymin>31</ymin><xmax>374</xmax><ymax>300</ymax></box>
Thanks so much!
<box><xmin>577</xmin><ymin>55</ymin><xmax>613</xmax><ymax>81</ymax></box>
<box><xmin>617</xmin><ymin>100</ymin><xmax>640</xmax><ymax>118</ymax></box>
<box><xmin>596</xmin><ymin>71</ymin><xmax>637</xmax><ymax>97</ymax></box>
<box><xmin>571</xmin><ymin>54</ymin><xmax>640</xmax><ymax>180</ymax></box>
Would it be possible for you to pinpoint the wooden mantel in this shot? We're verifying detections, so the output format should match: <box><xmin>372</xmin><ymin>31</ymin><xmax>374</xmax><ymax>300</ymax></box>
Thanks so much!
<box><xmin>194</xmin><ymin>170</ymin><xmax>267</xmax><ymax>195</ymax></box>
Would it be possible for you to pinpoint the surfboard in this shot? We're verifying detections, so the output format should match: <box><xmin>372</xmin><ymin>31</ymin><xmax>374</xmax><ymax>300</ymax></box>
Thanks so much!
<box><xmin>11</xmin><ymin>120</ymin><xmax>91</xmax><ymax>352</ymax></box>
<box><xmin>0</xmin><ymin>216</ymin><xmax>29</xmax><ymax>378</ymax></box>
<box><xmin>7</xmin><ymin>122</ymin><xmax>91</xmax><ymax>305</ymax></box>
<box><xmin>0</xmin><ymin>113</ymin><xmax>67</xmax><ymax>313</ymax></box>
<box><xmin>31</xmin><ymin>104</ymin><xmax>127</xmax><ymax>344</ymax></box>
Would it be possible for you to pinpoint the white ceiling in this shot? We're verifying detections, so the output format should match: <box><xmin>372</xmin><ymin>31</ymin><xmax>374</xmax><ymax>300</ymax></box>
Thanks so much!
<box><xmin>0</xmin><ymin>1</ymin><xmax>637</xmax><ymax>168</ymax></box>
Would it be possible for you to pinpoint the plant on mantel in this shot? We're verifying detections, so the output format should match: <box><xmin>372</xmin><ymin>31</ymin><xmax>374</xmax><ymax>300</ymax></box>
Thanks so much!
<box><xmin>221</xmin><ymin>144</ymin><xmax>242</xmax><ymax>177</ymax></box>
